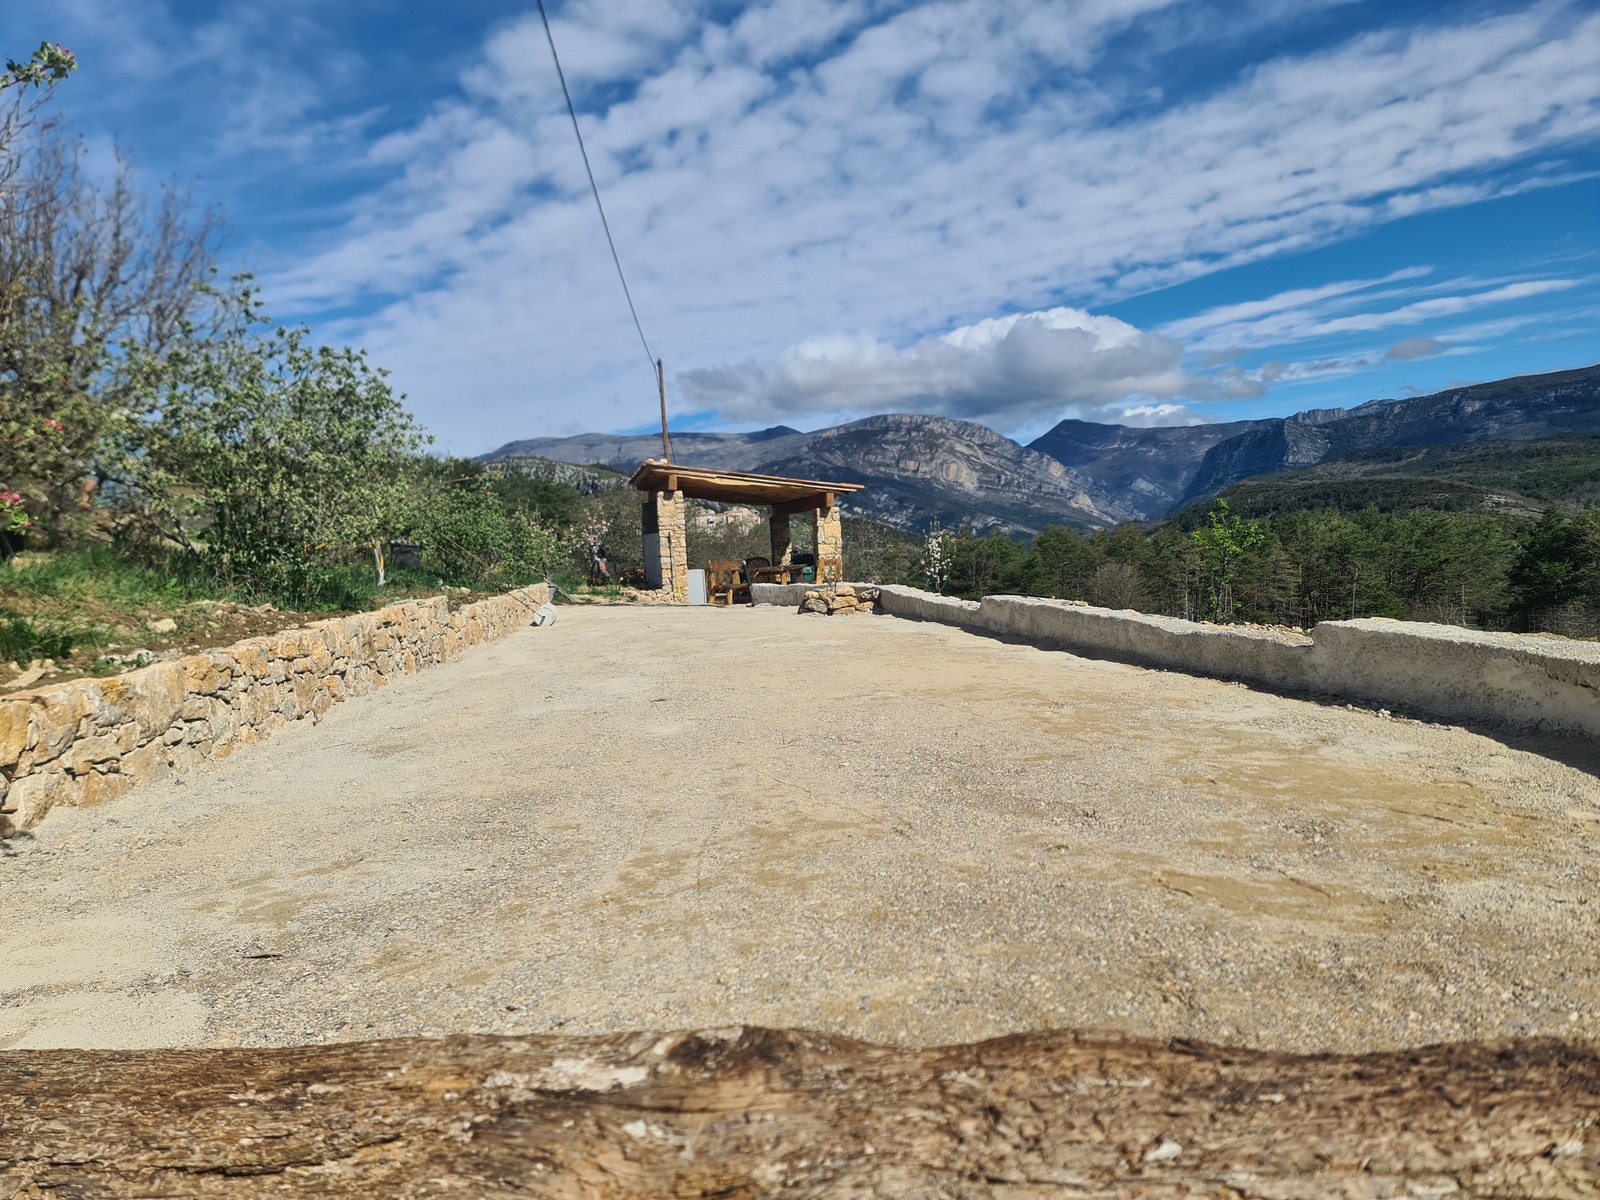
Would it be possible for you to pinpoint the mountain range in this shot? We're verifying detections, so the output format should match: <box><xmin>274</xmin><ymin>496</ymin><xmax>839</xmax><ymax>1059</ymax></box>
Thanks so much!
<box><xmin>479</xmin><ymin>364</ymin><xmax>1600</xmax><ymax>533</ymax></box>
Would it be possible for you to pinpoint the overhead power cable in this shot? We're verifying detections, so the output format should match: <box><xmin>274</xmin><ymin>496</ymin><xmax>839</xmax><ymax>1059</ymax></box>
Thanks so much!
<box><xmin>536</xmin><ymin>0</ymin><xmax>656</xmax><ymax>377</ymax></box>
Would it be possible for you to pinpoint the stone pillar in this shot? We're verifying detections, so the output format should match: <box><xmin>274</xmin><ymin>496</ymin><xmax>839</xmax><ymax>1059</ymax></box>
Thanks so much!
<box><xmin>642</xmin><ymin>489</ymin><xmax>689</xmax><ymax>602</ymax></box>
<box><xmin>815</xmin><ymin>501</ymin><xmax>843</xmax><ymax>584</ymax></box>
<box><xmin>769</xmin><ymin>512</ymin><xmax>793</xmax><ymax>566</ymax></box>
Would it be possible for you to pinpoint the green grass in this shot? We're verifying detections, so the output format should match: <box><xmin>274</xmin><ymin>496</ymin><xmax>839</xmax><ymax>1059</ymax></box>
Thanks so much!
<box><xmin>0</xmin><ymin>547</ymin><xmax>210</xmax><ymax>663</ymax></box>
<box><xmin>2</xmin><ymin>545</ymin><xmax>218</xmax><ymax>610</ymax></box>
<box><xmin>0</xmin><ymin>545</ymin><xmax>556</xmax><ymax>667</ymax></box>
<box><xmin>0</xmin><ymin>616</ymin><xmax>94</xmax><ymax>664</ymax></box>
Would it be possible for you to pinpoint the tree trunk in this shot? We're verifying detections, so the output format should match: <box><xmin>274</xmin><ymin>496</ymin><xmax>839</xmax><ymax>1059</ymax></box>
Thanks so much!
<box><xmin>3</xmin><ymin>1027</ymin><xmax>1596</xmax><ymax>1197</ymax></box>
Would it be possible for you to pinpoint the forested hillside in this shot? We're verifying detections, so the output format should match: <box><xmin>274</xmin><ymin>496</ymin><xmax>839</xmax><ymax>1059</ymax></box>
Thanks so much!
<box><xmin>1189</xmin><ymin>432</ymin><xmax>1600</xmax><ymax>521</ymax></box>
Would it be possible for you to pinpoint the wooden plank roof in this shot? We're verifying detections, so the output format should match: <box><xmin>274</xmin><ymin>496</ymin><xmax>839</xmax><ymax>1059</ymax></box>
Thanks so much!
<box><xmin>628</xmin><ymin>460</ymin><xmax>865</xmax><ymax>508</ymax></box>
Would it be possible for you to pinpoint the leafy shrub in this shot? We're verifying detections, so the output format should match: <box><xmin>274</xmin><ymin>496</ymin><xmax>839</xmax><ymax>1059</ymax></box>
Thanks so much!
<box><xmin>405</xmin><ymin>476</ymin><xmax>574</xmax><ymax>588</ymax></box>
<box><xmin>119</xmin><ymin>287</ymin><xmax>424</xmax><ymax>595</ymax></box>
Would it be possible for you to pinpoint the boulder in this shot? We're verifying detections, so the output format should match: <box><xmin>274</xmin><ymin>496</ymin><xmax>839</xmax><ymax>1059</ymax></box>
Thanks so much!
<box><xmin>3</xmin><ymin>770</ymin><xmax>78</xmax><ymax>829</ymax></box>
<box><xmin>0</xmin><ymin>700</ymin><xmax>31</xmax><ymax>769</ymax></box>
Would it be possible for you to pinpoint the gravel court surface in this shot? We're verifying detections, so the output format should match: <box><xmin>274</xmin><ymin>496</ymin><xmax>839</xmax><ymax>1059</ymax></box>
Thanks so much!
<box><xmin>2</xmin><ymin>604</ymin><xmax>1597</xmax><ymax>1053</ymax></box>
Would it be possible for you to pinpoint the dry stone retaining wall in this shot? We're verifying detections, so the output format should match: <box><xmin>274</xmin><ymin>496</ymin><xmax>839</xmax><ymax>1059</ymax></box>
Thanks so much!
<box><xmin>0</xmin><ymin>585</ymin><xmax>549</xmax><ymax>836</ymax></box>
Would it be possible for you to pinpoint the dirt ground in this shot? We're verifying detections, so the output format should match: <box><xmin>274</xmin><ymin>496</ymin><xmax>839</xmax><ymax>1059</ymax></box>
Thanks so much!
<box><xmin>2</xmin><ymin>605</ymin><xmax>1597</xmax><ymax>1054</ymax></box>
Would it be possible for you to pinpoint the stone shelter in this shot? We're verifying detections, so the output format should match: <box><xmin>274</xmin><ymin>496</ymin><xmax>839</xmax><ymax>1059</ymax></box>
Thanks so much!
<box><xmin>627</xmin><ymin>460</ymin><xmax>866</xmax><ymax>602</ymax></box>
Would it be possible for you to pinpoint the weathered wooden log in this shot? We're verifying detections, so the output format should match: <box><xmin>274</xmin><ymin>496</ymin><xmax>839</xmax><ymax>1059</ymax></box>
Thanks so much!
<box><xmin>3</xmin><ymin>1027</ymin><xmax>1596</xmax><ymax>1197</ymax></box>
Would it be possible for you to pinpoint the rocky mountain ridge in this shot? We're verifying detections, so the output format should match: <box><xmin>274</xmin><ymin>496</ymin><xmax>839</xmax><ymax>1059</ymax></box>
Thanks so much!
<box><xmin>481</xmin><ymin>414</ymin><xmax>1134</xmax><ymax>532</ymax></box>
<box><xmin>478</xmin><ymin>364</ymin><xmax>1600</xmax><ymax>533</ymax></box>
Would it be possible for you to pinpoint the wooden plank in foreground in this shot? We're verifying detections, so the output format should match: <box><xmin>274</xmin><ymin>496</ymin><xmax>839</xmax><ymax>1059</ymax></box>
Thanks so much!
<box><xmin>3</xmin><ymin>1026</ymin><xmax>1597</xmax><ymax>1198</ymax></box>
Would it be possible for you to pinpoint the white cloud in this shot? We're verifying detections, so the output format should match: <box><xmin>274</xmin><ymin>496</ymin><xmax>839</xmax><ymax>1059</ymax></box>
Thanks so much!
<box><xmin>1118</xmin><ymin>403</ymin><xmax>1198</xmax><ymax>426</ymax></box>
<box><xmin>1386</xmin><ymin>336</ymin><xmax>1447</xmax><ymax>361</ymax></box>
<box><xmin>679</xmin><ymin>306</ymin><xmax>1197</xmax><ymax>426</ymax></box>
<box><xmin>226</xmin><ymin>0</ymin><xmax>1600</xmax><ymax>445</ymax></box>
<box><xmin>1161</xmin><ymin>269</ymin><xmax>1434</xmax><ymax>340</ymax></box>
<box><xmin>1172</xmin><ymin>277</ymin><xmax>1582</xmax><ymax>355</ymax></box>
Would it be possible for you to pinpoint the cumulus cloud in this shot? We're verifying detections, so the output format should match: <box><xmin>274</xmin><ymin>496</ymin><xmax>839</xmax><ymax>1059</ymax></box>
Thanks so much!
<box><xmin>1387</xmin><ymin>336</ymin><xmax>1448</xmax><ymax>361</ymax></box>
<box><xmin>28</xmin><ymin>0</ymin><xmax>1600</xmax><ymax>446</ymax></box>
<box><xmin>679</xmin><ymin>308</ymin><xmax>1200</xmax><ymax>427</ymax></box>
<box><xmin>300</xmin><ymin>0</ymin><xmax>1600</xmax><ymax>446</ymax></box>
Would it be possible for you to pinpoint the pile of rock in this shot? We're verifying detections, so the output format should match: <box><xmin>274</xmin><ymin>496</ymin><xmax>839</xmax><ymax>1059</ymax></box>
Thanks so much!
<box><xmin>799</xmin><ymin>584</ymin><xmax>880</xmax><ymax>616</ymax></box>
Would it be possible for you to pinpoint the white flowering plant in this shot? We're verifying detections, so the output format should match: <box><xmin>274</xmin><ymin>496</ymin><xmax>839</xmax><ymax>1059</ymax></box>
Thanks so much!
<box><xmin>922</xmin><ymin>519</ymin><xmax>952</xmax><ymax>594</ymax></box>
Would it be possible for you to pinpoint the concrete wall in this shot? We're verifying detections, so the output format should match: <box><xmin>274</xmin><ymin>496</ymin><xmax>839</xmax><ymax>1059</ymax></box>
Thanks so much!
<box><xmin>952</xmin><ymin>594</ymin><xmax>1316</xmax><ymax>691</ymax></box>
<box><xmin>749</xmin><ymin>582</ymin><xmax>821</xmax><ymax>607</ymax></box>
<box><xmin>1307</xmin><ymin>619</ymin><xmax>1600</xmax><ymax>739</ymax></box>
<box><xmin>0</xmin><ymin>585</ymin><xmax>549</xmax><ymax>836</ymax></box>
<box><xmin>849</xmin><ymin>586</ymin><xmax>1598</xmax><ymax>738</ymax></box>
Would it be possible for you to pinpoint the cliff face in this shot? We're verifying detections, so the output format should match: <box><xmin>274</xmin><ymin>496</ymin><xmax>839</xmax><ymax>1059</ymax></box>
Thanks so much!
<box><xmin>1025</xmin><ymin>418</ymin><xmax>1269</xmax><ymax>519</ymax></box>
<box><xmin>1182</xmin><ymin>420</ymin><xmax>1334</xmax><ymax>504</ymax></box>
<box><xmin>478</xmin><ymin>365</ymin><xmax>1600</xmax><ymax>532</ymax></box>
<box><xmin>754</xmin><ymin>413</ymin><xmax>1133</xmax><ymax>533</ymax></box>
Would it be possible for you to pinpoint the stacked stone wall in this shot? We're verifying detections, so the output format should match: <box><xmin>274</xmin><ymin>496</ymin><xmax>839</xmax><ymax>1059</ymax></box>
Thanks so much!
<box><xmin>643</xmin><ymin>490</ymin><xmax>689</xmax><ymax>602</ymax></box>
<box><xmin>0</xmin><ymin>585</ymin><xmax>548</xmax><ymax>836</ymax></box>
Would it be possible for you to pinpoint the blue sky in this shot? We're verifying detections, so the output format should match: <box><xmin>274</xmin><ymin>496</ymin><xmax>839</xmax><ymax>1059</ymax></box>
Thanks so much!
<box><xmin>5</xmin><ymin>0</ymin><xmax>1598</xmax><ymax>453</ymax></box>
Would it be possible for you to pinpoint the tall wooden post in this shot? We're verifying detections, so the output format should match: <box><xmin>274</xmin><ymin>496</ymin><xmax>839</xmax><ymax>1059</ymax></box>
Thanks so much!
<box><xmin>657</xmin><ymin>358</ymin><xmax>672</xmax><ymax>463</ymax></box>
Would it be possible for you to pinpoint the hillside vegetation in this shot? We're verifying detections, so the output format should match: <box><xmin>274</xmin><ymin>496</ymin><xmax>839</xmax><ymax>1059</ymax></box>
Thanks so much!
<box><xmin>910</xmin><ymin>503</ymin><xmax>1600</xmax><ymax>638</ymax></box>
<box><xmin>1195</xmin><ymin>432</ymin><xmax>1600</xmax><ymax>521</ymax></box>
<box><xmin>0</xmin><ymin>85</ymin><xmax>588</xmax><ymax>676</ymax></box>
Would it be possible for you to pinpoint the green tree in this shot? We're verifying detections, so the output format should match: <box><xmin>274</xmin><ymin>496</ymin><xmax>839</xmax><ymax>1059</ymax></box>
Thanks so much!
<box><xmin>1139</xmin><ymin>527</ymin><xmax>1196</xmax><ymax>617</ymax></box>
<box><xmin>945</xmin><ymin>529</ymin><xmax>1025</xmax><ymax>597</ymax></box>
<box><xmin>419</xmin><ymin>457</ymin><xmax>584</xmax><ymax>529</ymax></box>
<box><xmin>1512</xmin><ymin>509</ymin><xmax>1586</xmax><ymax>614</ymax></box>
<box><xmin>1</xmin><ymin>39</ymin><xmax>75</xmax><ymax>537</ymax></box>
<box><xmin>842</xmin><ymin>515</ymin><xmax>919</xmax><ymax>585</ymax></box>
<box><xmin>1190</xmin><ymin>500</ymin><xmax>1267</xmax><ymax>622</ymax></box>
<box><xmin>0</xmin><ymin>84</ymin><xmax>220</xmax><ymax>539</ymax></box>
<box><xmin>1025</xmin><ymin>526</ymin><xmax>1093</xmax><ymax>598</ymax></box>
<box><xmin>1575</xmin><ymin>509</ymin><xmax>1600</xmax><ymax>605</ymax></box>
<box><xmin>1270</xmin><ymin>510</ymin><xmax>1368</xmax><ymax>625</ymax></box>
<box><xmin>120</xmin><ymin>289</ymin><xmax>426</xmax><ymax>604</ymax></box>
<box><xmin>496</xmin><ymin>473</ymin><xmax>584</xmax><ymax>527</ymax></box>
<box><xmin>402</xmin><ymin>474</ymin><xmax>574</xmax><ymax>588</ymax></box>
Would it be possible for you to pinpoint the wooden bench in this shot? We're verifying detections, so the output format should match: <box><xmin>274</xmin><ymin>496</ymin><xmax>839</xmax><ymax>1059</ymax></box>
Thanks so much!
<box><xmin>707</xmin><ymin>560</ymin><xmax>745</xmax><ymax>605</ymax></box>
